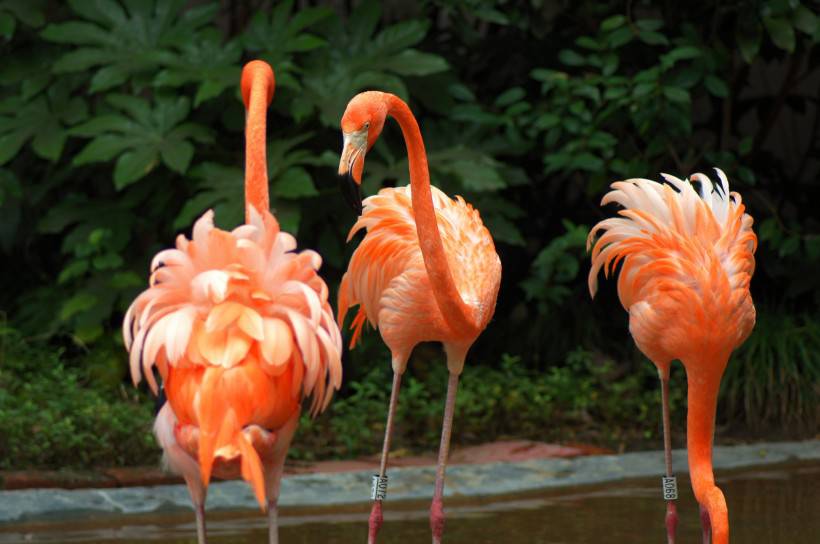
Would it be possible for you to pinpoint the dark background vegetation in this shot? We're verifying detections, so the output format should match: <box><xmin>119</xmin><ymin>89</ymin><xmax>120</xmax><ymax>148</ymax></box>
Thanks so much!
<box><xmin>0</xmin><ymin>0</ymin><xmax>818</xmax><ymax>470</ymax></box>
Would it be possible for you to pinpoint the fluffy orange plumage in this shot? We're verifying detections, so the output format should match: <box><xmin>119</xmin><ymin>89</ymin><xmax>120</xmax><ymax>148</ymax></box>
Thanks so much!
<box><xmin>123</xmin><ymin>209</ymin><xmax>342</xmax><ymax>497</ymax></box>
<box><xmin>338</xmin><ymin>184</ymin><xmax>500</xmax><ymax>360</ymax></box>
<box><xmin>588</xmin><ymin>168</ymin><xmax>756</xmax><ymax>544</ymax></box>
<box><xmin>122</xmin><ymin>60</ymin><xmax>342</xmax><ymax>544</ymax></box>
<box><xmin>589</xmin><ymin>170</ymin><xmax>756</xmax><ymax>354</ymax></box>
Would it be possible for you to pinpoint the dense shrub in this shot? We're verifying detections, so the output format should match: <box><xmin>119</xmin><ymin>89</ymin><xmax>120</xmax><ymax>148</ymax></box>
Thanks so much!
<box><xmin>0</xmin><ymin>0</ymin><xmax>817</xmax><ymax>468</ymax></box>
<box><xmin>0</xmin><ymin>328</ymin><xmax>157</xmax><ymax>468</ymax></box>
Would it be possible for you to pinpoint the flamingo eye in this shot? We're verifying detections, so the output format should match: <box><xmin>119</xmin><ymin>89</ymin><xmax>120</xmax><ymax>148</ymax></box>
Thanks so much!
<box><xmin>363</xmin><ymin>121</ymin><xmax>370</xmax><ymax>130</ymax></box>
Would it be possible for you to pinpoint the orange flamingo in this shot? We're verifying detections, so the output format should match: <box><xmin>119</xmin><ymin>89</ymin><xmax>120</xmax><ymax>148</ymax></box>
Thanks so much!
<box><xmin>336</xmin><ymin>91</ymin><xmax>501</xmax><ymax>544</ymax></box>
<box><xmin>122</xmin><ymin>60</ymin><xmax>342</xmax><ymax>544</ymax></box>
<box><xmin>588</xmin><ymin>169</ymin><xmax>756</xmax><ymax>544</ymax></box>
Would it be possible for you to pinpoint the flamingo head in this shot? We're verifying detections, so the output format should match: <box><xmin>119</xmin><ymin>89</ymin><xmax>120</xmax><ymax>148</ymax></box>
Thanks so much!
<box><xmin>338</xmin><ymin>91</ymin><xmax>388</xmax><ymax>214</ymax></box>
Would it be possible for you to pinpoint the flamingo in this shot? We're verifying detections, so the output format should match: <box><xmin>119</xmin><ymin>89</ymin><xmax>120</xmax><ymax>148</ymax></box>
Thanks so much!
<box><xmin>122</xmin><ymin>60</ymin><xmax>343</xmax><ymax>544</ymax></box>
<box><xmin>588</xmin><ymin>169</ymin><xmax>756</xmax><ymax>544</ymax></box>
<box><xmin>336</xmin><ymin>91</ymin><xmax>502</xmax><ymax>544</ymax></box>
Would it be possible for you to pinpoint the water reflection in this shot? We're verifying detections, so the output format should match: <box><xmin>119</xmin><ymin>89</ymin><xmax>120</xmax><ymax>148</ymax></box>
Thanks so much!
<box><xmin>1</xmin><ymin>463</ymin><xmax>817</xmax><ymax>543</ymax></box>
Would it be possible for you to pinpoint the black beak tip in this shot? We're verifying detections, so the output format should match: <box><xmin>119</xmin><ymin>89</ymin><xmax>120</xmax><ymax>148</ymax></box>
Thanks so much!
<box><xmin>153</xmin><ymin>376</ymin><xmax>166</xmax><ymax>415</ymax></box>
<box><xmin>339</xmin><ymin>173</ymin><xmax>363</xmax><ymax>216</ymax></box>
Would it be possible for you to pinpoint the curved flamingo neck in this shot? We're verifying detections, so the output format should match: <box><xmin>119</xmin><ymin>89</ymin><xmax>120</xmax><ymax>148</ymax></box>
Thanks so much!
<box><xmin>240</xmin><ymin>61</ymin><xmax>275</xmax><ymax>222</ymax></box>
<box><xmin>383</xmin><ymin>94</ymin><xmax>478</xmax><ymax>338</ymax></box>
<box><xmin>685</xmin><ymin>357</ymin><xmax>729</xmax><ymax>543</ymax></box>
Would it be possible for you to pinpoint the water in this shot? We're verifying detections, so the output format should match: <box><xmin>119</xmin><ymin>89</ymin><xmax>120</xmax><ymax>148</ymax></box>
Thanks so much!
<box><xmin>1</xmin><ymin>463</ymin><xmax>817</xmax><ymax>543</ymax></box>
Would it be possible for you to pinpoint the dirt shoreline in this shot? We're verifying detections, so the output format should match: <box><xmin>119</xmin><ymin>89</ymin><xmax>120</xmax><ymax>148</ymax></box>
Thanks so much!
<box><xmin>0</xmin><ymin>440</ymin><xmax>612</xmax><ymax>491</ymax></box>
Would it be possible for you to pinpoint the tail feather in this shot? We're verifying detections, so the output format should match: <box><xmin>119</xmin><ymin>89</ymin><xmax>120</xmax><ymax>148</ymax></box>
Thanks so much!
<box><xmin>236</xmin><ymin>429</ymin><xmax>267</xmax><ymax>509</ymax></box>
<box><xmin>349</xmin><ymin>307</ymin><xmax>367</xmax><ymax>349</ymax></box>
<box><xmin>197</xmin><ymin>368</ymin><xmax>223</xmax><ymax>488</ymax></box>
<box><xmin>337</xmin><ymin>271</ymin><xmax>368</xmax><ymax>350</ymax></box>
<box><xmin>195</xmin><ymin>367</ymin><xmax>268</xmax><ymax>510</ymax></box>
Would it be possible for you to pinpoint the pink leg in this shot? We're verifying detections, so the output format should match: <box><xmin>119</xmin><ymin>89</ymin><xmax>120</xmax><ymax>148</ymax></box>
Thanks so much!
<box><xmin>195</xmin><ymin>502</ymin><xmax>206</xmax><ymax>544</ymax></box>
<box><xmin>268</xmin><ymin>499</ymin><xmax>279</xmax><ymax>544</ymax></box>
<box><xmin>661</xmin><ymin>374</ymin><xmax>678</xmax><ymax>544</ymax></box>
<box><xmin>368</xmin><ymin>371</ymin><xmax>403</xmax><ymax>544</ymax></box>
<box><xmin>700</xmin><ymin>503</ymin><xmax>712</xmax><ymax>544</ymax></box>
<box><xmin>665</xmin><ymin>501</ymin><xmax>678</xmax><ymax>544</ymax></box>
<box><xmin>181</xmin><ymin>475</ymin><xmax>207</xmax><ymax>544</ymax></box>
<box><xmin>265</xmin><ymin>411</ymin><xmax>298</xmax><ymax>544</ymax></box>
<box><xmin>430</xmin><ymin>372</ymin><xmax>460</xmax><ymax>544</ymax></box>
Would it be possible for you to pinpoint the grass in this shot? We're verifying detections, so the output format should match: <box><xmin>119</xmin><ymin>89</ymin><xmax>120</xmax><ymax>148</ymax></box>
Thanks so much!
<box><xmin>722</xmin><ymin>311</ymin><xmax>820</xmax><ymax>434</ymax></box>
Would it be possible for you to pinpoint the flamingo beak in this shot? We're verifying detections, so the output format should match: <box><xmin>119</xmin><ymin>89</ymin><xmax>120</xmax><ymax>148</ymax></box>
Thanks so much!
<box><xmin>338</xmin><ymin>129</ymin><xmax>367</xmax><ymax>215</ymax></box>
<box><xmin>339</xmin><ymin>174</ymin><xmax>362</xmax><ymax>216</ymax></box>
<box><xmin>153</xmin><ymin>378</ymin><xmax>166</xmax><ymax>415</ymax></box>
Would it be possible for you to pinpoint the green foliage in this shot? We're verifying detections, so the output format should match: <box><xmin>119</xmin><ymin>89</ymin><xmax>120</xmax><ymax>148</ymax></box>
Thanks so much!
<box><xmin>0</xmin><ymin>327</ymin><xmax>157</xmax><ymax>469</ymax></box>
<box><xmin>0</xmin><ymin>0</ymin><xmax>817</xmax><ymax>462</ymax></box>
<box><xmin>70</xmin><ymin>94</ymin><xmax>213</xmax><ymax>188</ymax></box>
<box><xmin>1</xmin><ymin>327</ymin><xmax>685</xmax><ymax>469</ymax></box>
<box><xmin>292</xmin><ymin>0</ymin><xmax>450</xmax><ymax>126</ymax></box>
<box><xmin>41</xmin><ymin>0</ymin><xmax>220</xmax><ymax>92</ymax></box>
<box><xmin>723</xmin><ymin>312</ymin><xmax>820</xmax><ymax>433</ymax></box>
<box><xmin>522</xmin><ymin>220</ymin><xmax>589</xmax><ymax>312</ymax></box>
<box><xmin>291</xmin><ymin>349</ymin><xmax>685</xmax><ymax>461</ymax></box>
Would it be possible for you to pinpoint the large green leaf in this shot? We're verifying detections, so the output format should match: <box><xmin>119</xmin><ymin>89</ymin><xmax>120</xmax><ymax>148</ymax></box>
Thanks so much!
<box><xmin>764</xmin><ymin>16</ymin><xmax>796</xmax><ymax>52</ymax></box>
<box><xmin>0</xmin><ymin>81</ymin><xmax>87</xmax><ymax>164</ymax></box>
<box><xmin>41</xmin><ymin>0</ymin><xmax>219</xmax><ymax>93</ymax></box>
<box><xmin>242</xmin><ymin>0</ymin><xmax>333</xmax><ymax>92</ymax></box>
<box><xmin>70</xmin><ymin>94</ymin><xmax>212</xmax><ymax>189</ymax></box>
<box><xmin>176</xmin><ymin>133</ymin><xmax>319</xmax><ymax>231</ymax></box>
<box><xmin>153</xmin><ymin>28</ymin><xmax>242</xmax><ymax>106</ymax></box>
<box><xmin>0</xmin><ymin>0</ymin><xmax>45</xmax><ymax>38</ymax></box>
<box><xmin>792</xmin><ymin>4</ymin><xmax>818</xmax><ymax>35</ymax></box>
<box><xmin>174</xmin><ymin>162</ymin><xmax>244</xmax><ymax>230</ymax></box>
<box><xmin>274</xmin><ymin>167</ymin><xmax>318</xmax><ymax>198</ymax></box>
<box><xmin>294</xmin><ymin>0</ymin><xmax>449</xmax><ymax>126</ymax></box>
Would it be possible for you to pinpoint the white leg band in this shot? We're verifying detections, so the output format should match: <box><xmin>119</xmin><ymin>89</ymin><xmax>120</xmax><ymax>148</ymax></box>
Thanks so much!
<box><xmin>371</xmin><ymin>474</ymin><xmax>388</xmax><ymax>501</ymax></box>
<box><xmin>662</xmin><ymin>476</ymin><xmax>678</xmax><ymax>500</ymax></box>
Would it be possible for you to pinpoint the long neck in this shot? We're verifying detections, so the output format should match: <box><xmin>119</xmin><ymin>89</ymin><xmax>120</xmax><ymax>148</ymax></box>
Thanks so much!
<box><xmin>685</xmin><ymin>358</ymin><xmax>730</xmax><ymax>543</ymax></box>
<box><xmin>384</xmin><ymin>94</ymin><xmax>478</xmax><ymax>338</ymax></box>
<box><xmin>243</xmin><ymin>67</ymin><xmax>272</xmax><ymax>222</ymax></box>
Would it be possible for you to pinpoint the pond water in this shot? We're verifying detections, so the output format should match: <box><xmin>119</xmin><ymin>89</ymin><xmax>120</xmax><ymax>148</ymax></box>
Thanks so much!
<box><xmin>1</xmin><ymin>462</ymin><xmax>817</xmax><ymax>543</ymax></box>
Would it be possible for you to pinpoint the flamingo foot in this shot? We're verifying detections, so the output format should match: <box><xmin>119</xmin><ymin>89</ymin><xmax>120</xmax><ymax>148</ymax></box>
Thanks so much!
<box><xmin>665</xmin><ymin>500</ymin><xmax>678</xmax><ymax>544</ymax></box>
<box><xmin>700</xmin><ymin>503</ymin><xmax>712</xmax><ymax>544</ymax></box>
<box><xmin>368</xmin><ymin>501</ymin><xmax>383</xmax><ymax>544</ymax></box>
<box><xmin>430</xmin><ymin>496</ymin><xmax>445</xmax><ymax>544</ymax></box>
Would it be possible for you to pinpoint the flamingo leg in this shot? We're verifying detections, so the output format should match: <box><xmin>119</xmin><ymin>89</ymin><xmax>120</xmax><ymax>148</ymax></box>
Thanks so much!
<box><xmin>268</xmin><ymin>499</ymin><xmax>279</xmax><ymax>544</ymax></box>
<box><xmin>430</xmin><ymin>371</ymin><xmax>460</xmax><ymax>544</ymax></box>
<box><xmin>180</xmin><ymin>472</ymin><xmax>207</xmax><ymax>544</ymax></box>
<box><xmin>266</xmin><ymin>413</ymin><xmax>299</xmax><ymax>544</ymax></box>
<box><xmin>700</xmin><ymin>503</ymin><xmax>712</xmax><ymax>544</ymax></box>
<box><xmin>660</xmin><ymin>373</ymin><xmax>678</xmax><ymax>544</ymax></box>
<box><xmin>195</xmin><ymin>502</ymin><xmax>207</xmax><ymax>544</ymax></box>
<box><xmin>368</xmin><ymin>371</ymin><xmax>403</xmax><ymax>544</ymax></box>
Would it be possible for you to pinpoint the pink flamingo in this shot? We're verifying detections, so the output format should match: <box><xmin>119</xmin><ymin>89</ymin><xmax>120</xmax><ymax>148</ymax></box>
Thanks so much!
<box><xmin>123</xmin><ymin>61</ymin><xmax>342</xmax><ymax>544</ymax></box>
<box><xmin>336</xmin><ymin>91</ymin><xmax>502</xmax><ymax>544</ymax></box>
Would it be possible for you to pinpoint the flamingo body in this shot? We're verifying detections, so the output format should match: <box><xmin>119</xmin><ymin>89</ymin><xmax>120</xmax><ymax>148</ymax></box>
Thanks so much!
<box><xmin>339</xmin><ymin>184</ymin><xmax>500</xmax><ymax>371</ymax></box>
<box><xmin>588</xmin><ymin>169</ymin><xmax>756</xmax><ymax>544</ymax></box>
<box><xmin>123</xmin><ymin>61</ymin><xmax>342</xmax><ymax>543</ymax></box>
<box><xmin>125</xmin><ymin>208</ymin><xmax>341</xmax><ymax>502</ymax></box>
